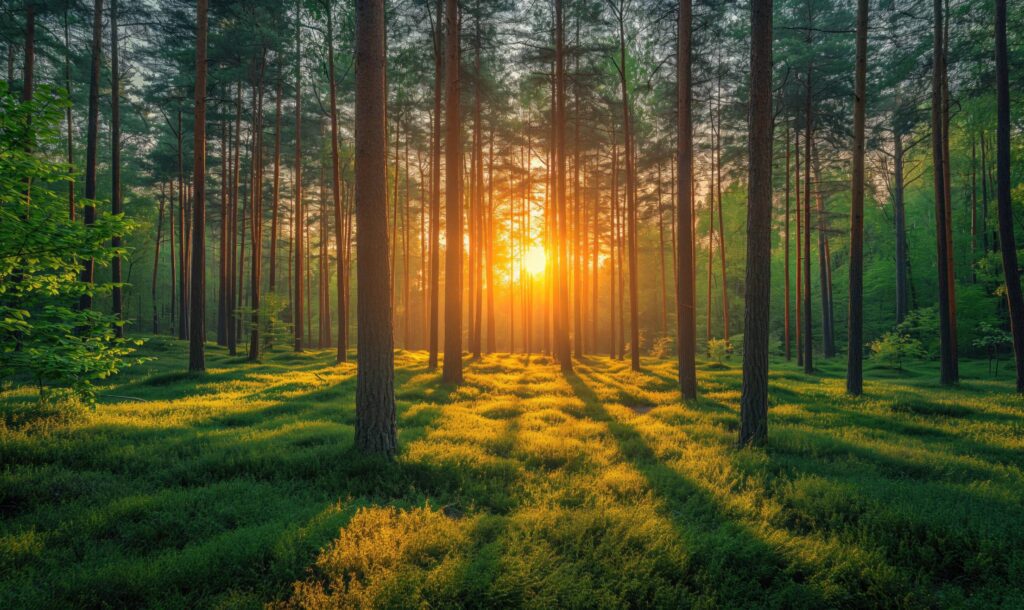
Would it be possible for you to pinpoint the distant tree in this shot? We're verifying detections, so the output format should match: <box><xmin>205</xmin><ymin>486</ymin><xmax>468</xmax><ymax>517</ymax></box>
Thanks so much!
<box><xmin>79</xmin><ymin>0</ymin><xmax>103</xmax><ymax>311</ymax></box>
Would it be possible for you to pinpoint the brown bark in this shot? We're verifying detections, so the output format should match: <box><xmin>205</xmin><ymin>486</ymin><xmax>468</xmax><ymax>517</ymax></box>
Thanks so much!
<box><xmin>994</xmin><ymin>0</ymin><xmax>1024</xmax><ymax>393</ymax></box>
<box><xmin>293</xmin><ymin>0</ymin><xmax>305</xmax><ymax>352</ymax></box>
<box><xmin>847</xmin><ymin>0</ymin><xmax>867</xmax><ymax>395</ymax></box>
<box><xmin>153</xmin><ymin>190</ymin><xmax>166</xmax><ymax>334</ymax></box>
<box><xmin>270</xmin><ymin>79</ymin><xmax>283</xmax><ymax>293</ymax></box>
<box><xmin>739</xmin><ymin>0</ymin><xmax>773</xmax><ymax>447</ymax></box>
<box><xmin>189</xmin><ymin>0</ymin><xmax>208</xmax><ymax>372</ymax></box>
<box><xmin>428</xmin><ymin>0</ymin><xmax>442</xmax><ymax>369</ymax></box>
<box><xmin>354</xmin><ymin>0</ymin><xmax>397</xmax><ymax>454</ymax></box>
<box><xmin>327</xmin><ymin>8</ymin><xmax>347</xmax><ymax>362</ymax></box>
<box><xmin>442</xmin><ymin>0</ymin><xmax>464</xmax><ymax>384</ymax></box>
<box><xmin>932</xmin><ymin>0</ymin><xmax>957</xmax><ymax>385</ymax></box>
<box><xmin>677</xmin><ymin>0</ymin><xmax>697</xmax><ymax>398</ymax></box>
<box><xmin>111</xmin><ymin>0</ymin><xmax>124</xmax><ymax>337</ymax></box>
<box><xmin>80</xmin><ymin>0</ymin><xmax>103</xmax><ymax>311</ymax></box>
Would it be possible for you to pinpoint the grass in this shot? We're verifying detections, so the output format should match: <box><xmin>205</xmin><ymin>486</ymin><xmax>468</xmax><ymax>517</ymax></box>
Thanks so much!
<box><xmin>2</xmin><ymin>336</ymin><xmax>1023</xmax><ymax>608</ymax></box>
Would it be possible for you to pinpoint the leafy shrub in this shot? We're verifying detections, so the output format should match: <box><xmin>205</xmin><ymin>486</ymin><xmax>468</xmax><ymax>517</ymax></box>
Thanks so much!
<box><xmin>650</xmin><ymin>335</ymin><xmax>675</xmax><ymax>359</ymax></box>
<box><xmin>707</xmin><ymin>338</ymin><xmax>732</xmax><ymax>364</ymax></box>
<box><xmin>895</xmin><ymin>308</ymin><xmax>939</xmax><ymax>358</ymax></box>
<box><xmin>0</xmin><ymin>84</ymin><xmax>140</xmax><ymax>403</ymax></box>
<box><xmin>972</xmin><ymin>322</ymin><xmax>1012</xmax><ymax>375</ymax></box>
<box><xmin>869</xmin><ymin>332</ymin><xmax>924</xmax><ymax>370</ymax></box>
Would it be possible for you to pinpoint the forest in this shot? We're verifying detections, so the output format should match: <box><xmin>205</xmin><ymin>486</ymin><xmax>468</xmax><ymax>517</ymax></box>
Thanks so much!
<box><xmin>1</xmin><ymin>0</ymin><xmax>1023</xmax><ymax>606</ymax></box>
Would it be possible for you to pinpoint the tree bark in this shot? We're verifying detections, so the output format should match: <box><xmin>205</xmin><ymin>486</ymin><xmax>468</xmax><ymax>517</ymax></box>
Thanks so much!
<box><xmin>189</xmin><ymin>0</ymin><xmax>209</xmax><ymax>372</ymax></box>
<box><xmin>442</xmin><ymin>0</ymin><xmax>464</xmax><ymax>384</ymax></box>
<box><xmin>111</xmin><ymin>0</ymin><xmax>124</xmax><ymax>337</ymax></box>
<box><xmin>293</xmin><ymin>0</ymin><xmax>305</xmax><ymax>352</ymax></box>
<box><xmin>677</xmin><ymin>0</ymin><xmax>697</xmax><ymax>398</ymax></box>
<box><xmin>354</xmin><ymin>0</ymin><xmax>397</xmax><ymax>454</ymax></box>
<box><xmin>80</xmin><ymin>0</ymin><xmax>103</xmax><ymax>311</ymax></box>
<box><xmin>932</xmin><ymin>0</ymin><xmax>957</xmax><ymax>385</ymax></box>
<box><xmin>739</xmin><ymin>0</ymin><xmax>773</xmax><ymax>447</ymax></box>
<box><xmin>428</xmin><ymin>0</ymin><xmax>443</xmax><ymax>369</ymax></box>
<box><xmin>327</xmin><ymin>8</ymin><xmax>348</xmax><ymax>362</ymax></box>
<box><xmin>846</xmin><ymin>0</ymin><xmax>867</xmax><ymax>395</ymax></box>
<box><xmin>994</xmin><ymin>0</ymin><xmax>1024</xmax><ymax>393</ymax></box>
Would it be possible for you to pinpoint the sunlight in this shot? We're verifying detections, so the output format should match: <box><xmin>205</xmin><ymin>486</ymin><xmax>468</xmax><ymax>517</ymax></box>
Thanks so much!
<box><xmin>523</xmin><ymin>246</ymin><xmax>547</xmax><ymax>276</ymax></box>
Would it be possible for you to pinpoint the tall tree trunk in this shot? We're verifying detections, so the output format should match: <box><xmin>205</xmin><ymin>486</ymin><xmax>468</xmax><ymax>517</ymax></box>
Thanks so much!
<box><xmin>153</xmin><ymin>191</ymin><xmax>166</xmax><ymax>334</ymax></box>
<box><xmin>80</xmin><ymin>0</ymin><xmax>103</xmax><ymax>311</ymax></box>
<box><xmin>803</xmin><ymin>64</ymin><xmax>814</xmax><ymax>373</ymax></box>
<box><xmin>293</xmin><ymin>0</ymin><xmax>305</xmax><ymax>352</ymax></box>
<box><xmin>739</xmin><ymin>0</ymin><xmax>773</xmax><ymax>447</ymax></box>
<box><xmin>327</xmin><ymin>8</ymin><xmax>348</xmax><ymax>362</ymax></box>
<box><xmin>249</xmin><ymin>65</ymin><xmax>266</xmax><ymax>361</ymax></box>
<box><xmin>217</xmin><ymin>121</ymin><xmax>227</xmax><ymax>345</ymax></box>
<box><xmin>170</xmin><ymin>181</ymin><xmax>177</xmax><ymax>333</ymax></box>
<box><xmin>616</xmin><ymin>4</ymin><xmax>640</xmax><ymax>371</ymax></box>
<box><xmin>111</xmin><ymin>0</ymin><xmax>124</xmax><ymax>337</ymax></box>
<box><xmin>795</xmin><ymin>126</ymin><xmax>803</xmax><ymax>365</ymax></box>
<box><xmin>784</xmin><ymin>122</ymin><xmax>792</xmax><ymax>361</ymax></box>
<box><xmin>64</xmin><ymin>10</ymin><xmax>74</xmax><ymax>219</ymax></box>
<box><xmin>931</xmin><ymin>0</ymin><xmax>957</xmax><ymax>385</ymax></box>
<box><xmin>893</xmin><ymin>130</ymin><xmax>909</xmax><ymax>323</ymax></box>
<box><xmin>715</xmin><ymin>65</ymin><xmax>729</xmax><ymax>344</ymax></box>
<box><xmin>677</xmin><ymin>0</ymin><xmax>697</xmax><ymax>398</ymax></box>
<box><xmin>994</xmin><ymin>0</ymin><xmax>1024</xmax><ymax>393</ymax></box>
<box><xmin>428</xmin><ymin>0</ymin><xmax>443</xmax><ymax>369</ymax></box>
<box><xmin>270</xmin><ymin>79</ymin><xmax>283</xmax><ymax>293</ymax></box>
<box><xmin>442</xmin><ymin>0</ymin><xmax>463</xmax><ymax>384</ymax></box>
<box><xmin>846</xmin><ymin>0</ymin><xmax>867</xmax><ymax>395</ymax></box>
<box><xmin>190</xmin><ymin>0</ymin><xmax>209</xmax><ymax>372</ymax></box>
<box><xmin>178</xmin><ymin>111</ymin><xmax>189</xmax><ymax>339</ymax></box>
<box><xmin>354</xmin><ymin>0</ymin><xmax>397</xmax><ymax>454</ymax></box>
<box><xmin>813</xmin><ymin>149</ymin><xmax>834</xmax><ymax>357</ymax></box>
<box><xmin>486</xmin><ymin>129</ymin><xmax>496</xmax><ymax>353</ymax></box>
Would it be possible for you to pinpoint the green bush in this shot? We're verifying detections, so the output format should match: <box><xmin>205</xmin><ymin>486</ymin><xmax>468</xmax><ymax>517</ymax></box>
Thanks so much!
<box><xmin>0</xmin><ymin>84</ymin><xmax>140</xmax><ymax>402</ymax></box>
<box><xmin>869</xmin><ymin>332</ymin><xmax>924</xmax><ymax>370</ymax></box>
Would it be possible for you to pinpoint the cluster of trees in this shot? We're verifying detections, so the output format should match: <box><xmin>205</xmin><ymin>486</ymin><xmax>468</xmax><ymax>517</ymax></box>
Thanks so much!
<box><xmin>1</xmin><ymin>0</ymin><xmax>1021</xmax><ymax>451</ymax></box>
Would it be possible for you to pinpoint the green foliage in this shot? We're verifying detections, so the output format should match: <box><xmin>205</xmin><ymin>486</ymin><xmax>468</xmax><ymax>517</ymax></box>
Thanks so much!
<box><xmin>895</xmin><ymin>308</ymin><xmax>940</xmax><ymax>359</ymax></box>
<box><xmin>706</xmin><ymin>338</ymin><xmax>732</xmax><ymax>364</ymax></box>
<box><xmin>869</xmin><ymin>332</ymin><xmax>925</xmax><ymax>370</ymax></box>
<box><xmin>972</xmin><ymin>322</ymin><xmax>1013</xmax><ymax>375</ymax></box>
<box><xmin>0</xmin><ymin>84</ymin><xmax>141</xmax><ymax>402</ymax></box>
<box><xmin>240</xmin><ymin>293</ymin><xmax>293</xmax><ymax>360</ymax></box>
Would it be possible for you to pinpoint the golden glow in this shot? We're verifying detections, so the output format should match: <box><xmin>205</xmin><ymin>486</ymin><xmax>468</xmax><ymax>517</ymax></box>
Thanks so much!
<box><xmin>523</xmin><ymin>246</ymin><xmax>547</xmax><ymax>276</ymax></box>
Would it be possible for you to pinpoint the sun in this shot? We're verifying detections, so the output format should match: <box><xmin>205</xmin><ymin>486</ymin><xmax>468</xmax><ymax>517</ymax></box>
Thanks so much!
<box><xmin>523</xmin><ymin>246</ymin><xmax>547</xmax><ymax>276</ymax></box>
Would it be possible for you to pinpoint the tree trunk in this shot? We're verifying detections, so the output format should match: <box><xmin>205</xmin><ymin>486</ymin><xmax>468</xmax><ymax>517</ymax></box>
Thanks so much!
<box><xmin>293</xmin><ymin>0</ymin><xmax>305</xmax><ymax>352</ymax></box>
<box><xmin>178</xmin><ymin>111</ymin><xmax>189</xmax><ymax>340</ymax></box>
<box><xmin>677</xmin><ymin>0</ymin><xmax>697</xmax><ymax>398</ymax></box>
<box><xmin>354</xmin><ymin>0</ymin><xmax>397</xmax><ymax>454</ymax></box>
<box><xmin>442</xmin><ymin>0</ymin><xmax>463</xmax><ymax>384</ymax></box>
<box><xmin>249</xmin><ymin>66</ymin><xmax>266</xmax><ymax>362</ymax></box>
<box><xmin>616</xmin><ymin>4</ymin><xmax>640</xmax><ymax>371</ymax></box>
<box><xmin>189</xmin><ymin>0</ymin><xmax>208</xmax><ymax>372</ymax></box>
<box><xmin>795</xmin><ymin>126</ymin><xmax>802</xmax><ymax>365</ymax></box>
<box><xmin>739</xmin><ymin>0</ymin><xmax>773</xmax><ymax>447</ymax></box>
<box><xmin>994</xmin><ymin>0</ymin><xmax>1024</xmax><ymax>393</ymax></box>
<box><xmin>111</xmin><ymin>0</ymin><xmax>124</xmax><ymax>337</ymax></box>
<box><xmin>327</xmin><ymin>8</ymin><xmax>347</xmax><ymax>362</ymax></box>
<box><xmin>80</xmin><ymin>0</ymin><xmax>103</xmax><ymax>311</ymax></box>
<box><xmin>803</xmin><ymin>65</ymin><xmax>814</xmax><ymax>373</ymax></box>
<box><xmin>846</xmin><ymin>0</ymin><xmax>867</xmax><ymax>395</ymax></box>
<box><xmin>428</xmin><ymin>0</ymin><xmax>443</xmax><ymax>369</ymax></box>
<box><xmin>270</xmin><ymin>79</ymin><xmax>283</xmax><ymax>293</ymax></box>
<box><xmin>932</xmin><ymin>0</ymin><xmax>957</xmax><ymax>385</ymax></box>
<box><xmin>64</xmin><ymin>10</ymin><xmax>74</xmax><ymax>219</ymax></box>
<box><xmin>784</xmin><ymin>122</ymin><xmax>792</xmax><ymax>360</ymax></box>
<box><xmin>153</xmin><ymin>191</ymin><xmax>166</xmax><ymax>334</ymax></box>
<box><xmin>893</xmin><ymin>130</ymin><xmax>909</xmax><ymax>323</ymax></box>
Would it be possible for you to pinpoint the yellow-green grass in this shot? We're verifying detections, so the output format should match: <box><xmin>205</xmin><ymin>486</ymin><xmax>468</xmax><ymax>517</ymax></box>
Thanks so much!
<box><xmin>2</xmin><ymin>336</ymin><xmax>1023</xmax><ymax>608</ymax></box>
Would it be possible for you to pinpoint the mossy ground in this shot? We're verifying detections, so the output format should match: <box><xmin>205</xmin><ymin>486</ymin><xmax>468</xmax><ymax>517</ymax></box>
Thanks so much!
<box><xmin>2</xmin><ymin>336</ymin><xmax>1023</xmax><ymax>608</ymax></box>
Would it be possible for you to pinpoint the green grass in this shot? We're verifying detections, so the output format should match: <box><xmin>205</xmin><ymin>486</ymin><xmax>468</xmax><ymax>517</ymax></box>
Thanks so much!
<box><xmin>2</xmin><ymin>337</ymin><xmax>1023</xmax><ymax>608</ymax></box>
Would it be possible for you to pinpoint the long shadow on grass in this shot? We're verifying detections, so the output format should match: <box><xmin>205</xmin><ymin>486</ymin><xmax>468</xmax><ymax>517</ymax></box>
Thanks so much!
<box><xmin>563</xmin><ymin>369</ymin><xmax>821</xmax><ymax>605</ymax></box>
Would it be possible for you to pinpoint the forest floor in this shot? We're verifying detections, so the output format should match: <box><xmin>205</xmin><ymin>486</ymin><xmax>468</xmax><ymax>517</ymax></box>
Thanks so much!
<box><xmin>2</xmin><ymin>336</ymin><xmax>1023</xmax><ymax>608</ymax></box>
